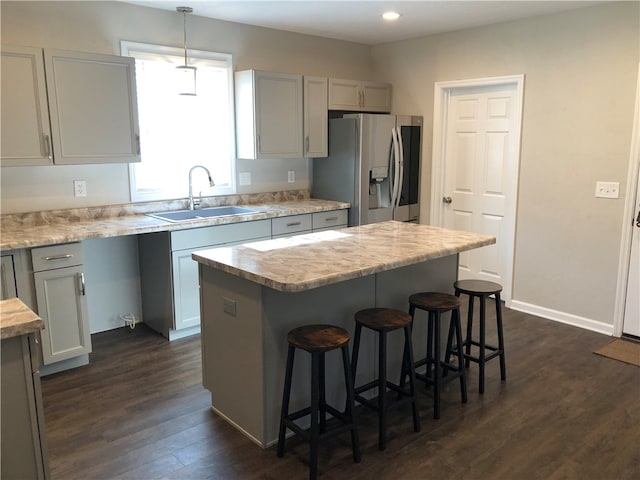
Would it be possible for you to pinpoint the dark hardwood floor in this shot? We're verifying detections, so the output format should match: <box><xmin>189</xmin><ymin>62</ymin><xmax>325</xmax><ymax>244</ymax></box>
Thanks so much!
<box><xmin>41</xmin><ymin>306</ymin><xmax>640</xmax><ymax>479</ymax></box>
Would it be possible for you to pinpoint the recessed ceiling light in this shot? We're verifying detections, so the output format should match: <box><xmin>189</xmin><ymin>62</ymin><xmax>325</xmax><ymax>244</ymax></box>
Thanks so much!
<box><xmin>382</xmin><ymin>11</ymin><xmax>401</xmax><ymax>21</ymax></box>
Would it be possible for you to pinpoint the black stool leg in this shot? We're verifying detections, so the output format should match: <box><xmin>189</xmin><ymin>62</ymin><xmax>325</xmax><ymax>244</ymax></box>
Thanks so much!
<box><xmin>350</xmin><ymin>323</ymin><xmax>362</xmax><ymax>388</ymax></box>
<box><xmin>495</xmin><ymin>293</ymin><xmax>507</xmax><ymax>381</ymax></box>
<box><xmin>453</xmin><ymin>308</ymin><xmax>467</xmax><ymax>403</ymax></box>
<box><xmin>433</xmin><ymin>311</ymin><xmax>441</xmax><ymax>419</ymax></box>
<box><xmin>465</xmin><ymin>295</ymin><xmax>474</xmax><ymax>369</ymax></box>
<box><xmin>319</xmin><ymin>352</ymin><xmax>327</xmax><ymax>434</ymax></box>
<box><xmin>378</xmin><ymin>330</ymin><xmax>388</xmax><ymax>451</ymax></box>
<box><xmin>479</xmin><ymin>296</ymin><xmax>486</xmax><ymax>394</ymax></box>
<box><xmin>341</xmin><ymin>344</ymin><xmax>361</xmax><ymax>463</ymax></box>
<box><xmin>310</xmin><ymin>352</ymin><xmax>320</xmax><ymax>480</ymax></box>
<box><xmin>403</xmin><ymin>324</ymin><xmax>421</xmax><ymax>433</ymax></box>
<box><xmin>277</xmin><ymin>345</ymin><xmax>295</xmax><ymax>457</ymax></box>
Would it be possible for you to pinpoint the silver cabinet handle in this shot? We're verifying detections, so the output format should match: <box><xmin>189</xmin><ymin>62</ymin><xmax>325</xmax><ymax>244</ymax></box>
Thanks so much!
<box><xmin>305</xmin><ymin>136</ymin><xmax>309</xmax><ymax>153</ymax></box>
<box><xmin>286</xmin><ymin>221</ymin><xmax>302</xmax><ymax>227</ymax></box>
<box><xmin>78</xmin><ymin>272</ymin><xmax>86</xmax><ymax>296</ymax></box>
<box><xmin>443</xmin><ymin>196</ymin><xmax>453</xmax><ymax>204</ymax></box>
<box><xmin>135</xmin><ymin>134</ymin><xmax>141</xmax><ymax>155</ymax></box>
<box><xmin>44</xmin><ymin>254</ymin><xmax>73</xmax><ymax>261</ymax></box>
<box><xmin>325</xmin><ymin>217</ymin><xmax>338</xmax><ymax>222</ymax></box>
<box><xmin>43</xmin><ymin>134</ymin><xmax>52</xmax><ymax>161</ymax></box>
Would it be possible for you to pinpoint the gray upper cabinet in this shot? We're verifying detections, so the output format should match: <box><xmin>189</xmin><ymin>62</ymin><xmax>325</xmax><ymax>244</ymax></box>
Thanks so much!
<box><xmin>235</xmin><ymin>70</ymin><xmax>304</xmax><ymax>159</ymax></box>
<box><xmin>1</xmin><ymin>46</ymin><xmax>53</xmax><ymax>166</ymax></box>
<box><xmin>328</xmin><ymin>78</ymin><xmax>392</xmax><ymax>113</ymax></box>
<box><xmin>1</xmin><ymin>46</ymin><xmax>141</xmax><ymax>166</ymax></box>
<box><xmin>303</xmin><ymin>76</ymin><xmax>328</xmax><ymax>158</ymax></box>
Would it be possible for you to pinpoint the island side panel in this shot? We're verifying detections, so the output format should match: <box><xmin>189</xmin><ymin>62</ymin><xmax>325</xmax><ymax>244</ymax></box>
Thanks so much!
<box><xmin>198</xmin><ymin>265</ymin><xmax>265</xmax><ymax>445</ymax></box>
<box><xmin>375</xmin><ymin>254</ymin><xmax>459</xmax><ymax>377</ymax></box>
<box><xmin>261</xmin><ymin>275</ymin><xmax>377</xmax><ymax>446</ymax></box>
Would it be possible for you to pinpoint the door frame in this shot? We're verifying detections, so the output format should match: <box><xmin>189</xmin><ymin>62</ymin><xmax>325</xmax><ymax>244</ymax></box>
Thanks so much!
<box><xmin>430</xmin><ymin>74</ymin><xmax>525</xmax><ymax>305</ymax></box>
<box><xmin>613</xmin><ymin>63</ymin><xmax>640</xmax><ymax>337</ymax></box>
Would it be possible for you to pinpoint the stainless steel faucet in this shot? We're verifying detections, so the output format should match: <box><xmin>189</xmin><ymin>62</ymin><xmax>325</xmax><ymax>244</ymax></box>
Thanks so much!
<box><xmin>188</xmin><ymin>165</ymin><xmax>215</xmax><ymax>210</ymax></box>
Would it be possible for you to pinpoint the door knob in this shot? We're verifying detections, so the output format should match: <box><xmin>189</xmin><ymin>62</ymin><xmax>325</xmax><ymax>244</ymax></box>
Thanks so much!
<box><xmin>443</xmin><ymin>196</ymin><xmax>452</xmax><ymax>204</ymax></box>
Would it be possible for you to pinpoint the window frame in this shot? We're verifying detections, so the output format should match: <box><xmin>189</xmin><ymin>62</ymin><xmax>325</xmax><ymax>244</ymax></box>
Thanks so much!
<box><xmin>120</xmin><ymin>40</ymin><xmax>236</xmax><ymax>202</ymax></box>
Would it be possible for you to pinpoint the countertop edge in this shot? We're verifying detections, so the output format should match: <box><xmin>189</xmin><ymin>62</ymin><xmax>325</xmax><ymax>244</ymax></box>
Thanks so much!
<box><xmin>193</xmin><ymin>227</ymin><xmax>495</xmax><ymax>292</ymax></box>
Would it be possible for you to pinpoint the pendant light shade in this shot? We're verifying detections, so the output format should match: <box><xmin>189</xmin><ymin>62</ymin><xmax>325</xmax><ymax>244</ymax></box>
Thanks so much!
<box><xmin>176</xmin><ymin>6</ymin><xmax>196</xmax><ymax>96</ymax></box>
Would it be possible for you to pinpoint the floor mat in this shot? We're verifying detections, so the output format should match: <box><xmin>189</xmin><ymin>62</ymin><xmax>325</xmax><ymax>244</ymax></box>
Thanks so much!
<box><xmin>594</xmin><ymin>338</ymin><xmax>640</xmax><ymax>366</ymax></box>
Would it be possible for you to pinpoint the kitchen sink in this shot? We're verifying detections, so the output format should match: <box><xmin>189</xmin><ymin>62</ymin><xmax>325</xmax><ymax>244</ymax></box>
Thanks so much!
<box><xmin>147</xmin><ymin>206</ymin><xmax>259</xmax><ymax>223</ymax></box>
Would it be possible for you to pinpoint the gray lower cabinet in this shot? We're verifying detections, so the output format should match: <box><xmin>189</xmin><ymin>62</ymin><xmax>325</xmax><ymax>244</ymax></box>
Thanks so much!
<box><xmin>138</xmin><ymin>219</ymin><xmax>271</xmax><ymax>340</ymax></box>
<box><xmin>1</xmin><ymin>332</ymin><xmax>50</xmax><ymax>480</ymax></box>
<box><xmin>0</xmin><ymin>254</ymin><xmax>17</xmax><ymax>299</ymax></box>
<box><xmin>31</xmin><ymin>243</ymin><xmax>91</xmax><ymax>366</ymax></box>
<box><xmin>138</xmin><ymin>211</ymin><xmax>347</xmax><ymax>341</ymax></box>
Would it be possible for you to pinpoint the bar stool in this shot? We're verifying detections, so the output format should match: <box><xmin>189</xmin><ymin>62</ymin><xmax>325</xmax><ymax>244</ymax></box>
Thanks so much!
<box><xmin>405</xmin><ymin>292</ymin><xmax>467</xmax><ymax>419</ymax></box>
<box><xmin>351</xmin><ymin>308</ymin><xmax>420</xmax><ymax>451</ymax></box>
<box><xmin>277</xmin><ymin>324</ymin><xmax>360</xmax><ymax>480</ymax></box>
<box><xmin>453</xmin><ymin>279</ymin><xmax>506</xmax><ymax>394</ymax></box>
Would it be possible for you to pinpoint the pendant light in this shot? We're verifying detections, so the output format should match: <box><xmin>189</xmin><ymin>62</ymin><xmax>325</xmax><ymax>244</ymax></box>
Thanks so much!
<box><xmin>176</xmin><ymin>6</ymin><xmax>196</xmax><ymax>96</ymax></box>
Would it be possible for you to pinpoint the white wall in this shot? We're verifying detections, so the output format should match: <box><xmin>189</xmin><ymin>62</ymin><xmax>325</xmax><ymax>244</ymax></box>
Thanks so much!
<box><xmin>0</xmin><ymin>0</ymin><xmax>375</xmax><ymax>214</ymax></box>
<box><xmin>372</xmin><ymin>2</ymin><xmax>639</xmax><ymax>330</ymax></box>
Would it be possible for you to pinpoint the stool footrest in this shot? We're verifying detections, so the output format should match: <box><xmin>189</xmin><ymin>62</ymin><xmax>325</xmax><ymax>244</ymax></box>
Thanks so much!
<box><xmin>282</xmin><ymin>404</ymin><xmax>356</xmax><ymax>443</ymax></box>
<box><xmin>354</xmin><ymin>380</ymin><xmax>416</xmax><ymax>413</ymax></box>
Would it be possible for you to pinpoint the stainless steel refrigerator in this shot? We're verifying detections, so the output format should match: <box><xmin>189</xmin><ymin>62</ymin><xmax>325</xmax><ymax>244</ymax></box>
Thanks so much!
<box><xmin>312</xmin><ymin>113</ymin><xmax>422</xmax><ymax>226</ymax></box>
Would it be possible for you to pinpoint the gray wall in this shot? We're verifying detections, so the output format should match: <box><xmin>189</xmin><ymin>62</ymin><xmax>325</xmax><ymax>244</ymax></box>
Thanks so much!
<box><xmin>372</xmin><ymin>1</ymin><xmax>639</xmax><ymax>330</ymax></box>
<box><xmin>0</xmin><ymin>0</ymin><xmax>374</xmax><ymax>213</ymax></box>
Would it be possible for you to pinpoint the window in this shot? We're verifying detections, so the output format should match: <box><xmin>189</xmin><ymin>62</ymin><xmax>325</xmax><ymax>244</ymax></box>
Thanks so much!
<box><xmin>121</xmin><ymin>41</ymin><xmax>235</xmax><ymax>202</ymax></box>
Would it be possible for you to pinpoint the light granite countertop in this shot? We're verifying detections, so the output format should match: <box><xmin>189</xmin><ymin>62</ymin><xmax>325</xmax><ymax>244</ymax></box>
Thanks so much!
<box><xmin>0</xmin><ymin>191</ymin><xmax>349</xmax><ymax>251</ymax></box>
<box><xmin>192</xmin><ymin>220</ymin><xmax>496</xmax><ymax>292</ymax></box>
<box><xmin>0</xmin><ymin>297</ymin><xmax>44</xmax><ymax>340</ymax></box>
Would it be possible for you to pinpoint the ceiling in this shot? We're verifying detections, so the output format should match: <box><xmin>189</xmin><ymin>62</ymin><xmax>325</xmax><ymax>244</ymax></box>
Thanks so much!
<box><xmin>123</xmin><ymin>0</ymin><xmax>603</xmax><ymax>45</ymax></box>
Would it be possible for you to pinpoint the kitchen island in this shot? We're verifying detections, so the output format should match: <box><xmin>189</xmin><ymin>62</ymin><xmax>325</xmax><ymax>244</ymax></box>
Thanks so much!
<box><xmin>192</xmin><ymin>220</ymin><xmax>495</xmax><ymax>447</ymax></box>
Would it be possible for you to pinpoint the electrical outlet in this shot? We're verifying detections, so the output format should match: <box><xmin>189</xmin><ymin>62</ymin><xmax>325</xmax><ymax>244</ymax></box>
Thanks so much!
<box><xmin>595</xmin><ymin>181</ymin><xmax>619</xmax><ymax>199</ymax></box>
<box><xmin>74</xmin><ymin>180</ymin><xmax>87</xmax><ymax>197</ymax></box>
<box><xmin>288</xmin><ymin>170</ymin><xmax>295</xmax><ymax>183</ymax></box>
<box><xmin>223</xmin><ymin>297</ymin><xmax>237</xmax><ymax>317</ymax></box>
<box><xmin>239</xmin><ymin>172</ymin><xmax>251</xmax><ymax>186</ymax></box>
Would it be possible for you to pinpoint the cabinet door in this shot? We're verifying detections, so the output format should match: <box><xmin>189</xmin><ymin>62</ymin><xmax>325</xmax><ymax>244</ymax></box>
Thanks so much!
<box><xmin>254</xmin><ymin>71</ymin><xmax>303</xmax><ymax>158</ymax></box>
<box><xmin>34</xmin><ymin>265</ymin><xmax>91</xmax><ymax>364</ymax></box>
<box><xmin>0</xmin><ymin>255</ymin><xmax>17</xmax><ymax>300</ymax></box>
<box><xmin>361</xmin><ymin>81</ymin><xmax>392</xmax><ymax>112</ymax></box>
<box><xmin>1</xmin><ymin>46</ymin><xmax>53</xmax><ymax>167</ymax></box>
<box><xmin>43</xmin><ymin>49</ymin><xmax>140</xmax><ymax>164</ymax></box>
<box><xmin>1</xmin><ymin>335</ymin><xmax>49</xmax><ymax>480</ymax></box>
<box><xmin>328</xmin><ymin>78</ymin><xmax>362</xmax><ymax>110</ymax></box>
<box><xmin>303</xmin><ymin>76</ymin><xmax>328</xmax><ymax>158</ymax></box>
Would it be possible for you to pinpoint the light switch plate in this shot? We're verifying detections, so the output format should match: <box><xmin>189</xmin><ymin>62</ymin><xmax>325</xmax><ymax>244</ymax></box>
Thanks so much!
<box><xmin>288</xmin><ymin>170</ymin><xmax>295</xmax><ymax>183</ymax></box>
<box><xmin>74</xmin><ymin>180</ymin><xmax>87</xmax><ymax>197</ymax></box>
<box><xmin>595</xmin><ymin>181</ymin><xmax>619</xmax><ymax>199</ymax></box>
<box><xmin>239</xmin><ymin>172</ymin><xmax>251</xmax><ymax>186</ymax></box>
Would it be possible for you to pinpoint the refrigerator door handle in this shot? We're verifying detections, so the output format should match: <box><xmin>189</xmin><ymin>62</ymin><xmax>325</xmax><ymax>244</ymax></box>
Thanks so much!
<box><xmin>390</xmin><ymin>127</ymin><xmax>402</xmax><ymax>218</ymax></box>
<box><xmin>396</xmin><ymin>126</ymin><xmax>405</xmax><ymax>213</ymax></box>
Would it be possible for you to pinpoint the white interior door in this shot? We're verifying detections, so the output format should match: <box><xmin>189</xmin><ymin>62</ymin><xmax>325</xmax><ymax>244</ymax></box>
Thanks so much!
<box><xmin>432</xmin><ymin>76</ymin><xmax>524</xmax><ymax>303</ymax></box>
<box><xmin>623</xmin><ymin>167</ymin><xmax>640</xmax><ymax>337</ymax></box>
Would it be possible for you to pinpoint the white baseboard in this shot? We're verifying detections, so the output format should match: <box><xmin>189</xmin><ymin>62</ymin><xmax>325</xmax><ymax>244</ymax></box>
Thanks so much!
<box><xmin>509</xmin><ymin>300</ymin><xmax>614</xmax><ymax>336</ymax></box>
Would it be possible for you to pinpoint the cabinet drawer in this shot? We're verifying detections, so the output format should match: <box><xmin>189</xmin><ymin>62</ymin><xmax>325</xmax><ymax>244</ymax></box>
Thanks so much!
<box><xmin>272</xmin><ymin>214</ymin><xmax>312</xmax><ymax>236</ymax></box>
<box><xmin>312</xmin><ymin>210</ymin><xmax>348</xmax><ymax>230</ymax></box>
<box><xmin>171</xmin><ymin>219</ymin><xmax>271</xmax><ymax>251</ymax></box>
<box><xmin>31</xmin><ymin>242</ymin><xmax>83</xmax><ymax>272</ymax></box>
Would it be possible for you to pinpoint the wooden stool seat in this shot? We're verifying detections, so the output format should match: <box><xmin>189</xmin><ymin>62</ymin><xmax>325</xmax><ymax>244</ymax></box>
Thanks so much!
<box><xmin>277</xmin><ymin>324</ymin><xmax>360</xmax><ymax>480</ymax></box>
<box><xmin>409</xmin><ymin>292</ymin><xmax>462</xmax><ymax>312</ymax></box>
<box><xmin>352</xmin><ymin>308</ymin><xmax>420</xmax><ymax>451</ymax></box>
<box><xmin>287</xmin><ymin>324</ymin><xmax>350</xmax><ymax>352</ymax></box>
<box><xmin>453</xmin><ymin>279</ymin><xmax>506</xmax><ymax>394</ymax></box>
<box><xmin>405</xmin><ymin>292</ymin><xmax>467</xmax><ymax>419</ymax></box>
<box><xmin>354</xmin><ymin>307</ymin><xmax>412</xmax><ymax>331</ymax></box>
<box><xmin>454</xmin><ymin>279</ymin><xmax>502</xmax><ymax>296</ymax></box>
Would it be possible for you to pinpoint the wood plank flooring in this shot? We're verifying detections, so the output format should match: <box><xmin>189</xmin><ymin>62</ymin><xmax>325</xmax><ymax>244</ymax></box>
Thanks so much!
<box><xmin>41</xmin><ymin>306</ymin><xmax>640</xmax><ymax>479</ymax></box>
